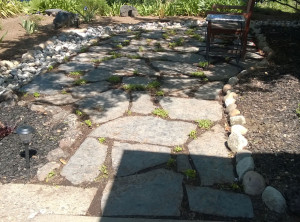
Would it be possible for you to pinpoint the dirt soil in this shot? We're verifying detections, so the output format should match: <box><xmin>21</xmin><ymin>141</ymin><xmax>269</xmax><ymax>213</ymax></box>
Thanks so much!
<box><xmin>1</xmin><ymin>14</ymin><xmax>300</xmax><ymax>221</ymax></box>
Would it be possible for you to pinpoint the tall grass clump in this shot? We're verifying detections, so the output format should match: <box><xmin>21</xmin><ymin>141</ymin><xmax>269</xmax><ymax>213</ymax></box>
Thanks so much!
<box><xmin>0</xmin><ymin>0</ymin><xmax>23</xmax><ymax>18</ymax></box>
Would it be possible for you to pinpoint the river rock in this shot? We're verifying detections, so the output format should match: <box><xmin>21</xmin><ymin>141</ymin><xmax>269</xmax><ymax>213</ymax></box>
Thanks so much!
<box><xmin>262</xmin><ymin>186</ymin><xmax>287</xmax><ymax>213</ymax></box>
<box><xmin>243</xmin><ymin>171</ymin><xmax>266</xmax><ymax>195</ymax></box>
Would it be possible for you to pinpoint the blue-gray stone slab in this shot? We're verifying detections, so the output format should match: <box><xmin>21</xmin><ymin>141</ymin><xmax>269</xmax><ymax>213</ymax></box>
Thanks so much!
<box><xmin>71</xmin><ymin>82</ymin><xmax>110</xmax><ymax>98</ymax></box>
<box><xmin>83</xmin><ymin>68</ymin><xmax>113</xmax><ymax>82</ymax></box>
<box><xmin>151</xmin><ymin>61</ymin><xmax>198</xmax><ymax>76</ymax></box>
<box><xmin>20</xmin><ymin>72</ymin><xmax>73</xmax><ymax>95</ymax></box>
<box><xmin>57</xmin><ymin>62</ymin><xmax>94</xmax><ymax>73</ymax></box>
<box><xmin>101</xmin><ymin>169</ymin><xmax>183</xmax><ymax>216</ymax></box>
<box><xmin>204</xmin><ymin>63</ymin><xmax>241</xmax><ymax>81</ymax></box>
<box><xmin>186</xmin><ymin>186</ymin><xmax>254</xmax><ymax>218</ymax></box>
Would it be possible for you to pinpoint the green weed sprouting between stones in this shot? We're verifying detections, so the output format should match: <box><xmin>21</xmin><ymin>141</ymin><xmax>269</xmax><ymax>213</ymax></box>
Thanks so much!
<box><xmin>231</xmin><ymin>182</ymin><xmax>243</xmax><ymax>191</ymax></box>
<box><xmin>133</xmin><ymin>69</ymin><xmax>139</xmax><ymax>75</ymax></box>
<box><xmin>84</xmin><ymin>119</ymin><xmax>92</xmax><ymax>127</ymax></box>
<box><xmin>48</xmin><ymin>65</ymin><xmax>53</xmax><ymax>71</ymax></box>
<box><xmin>138</xmin><ymin>46</ymin><xmax>144</xmax><ymax>52</ymax></box>
<box><xmin>189</xmin><ymin>130</ymin><xmax>197</xmax><ymax>139</ymax></box>
<box><xmin>108</xmin><ymin>76</ymin><xmax>121</xmax><ymax>84</ymax></box>
<box><xmin>162</xmin><ymin>33</ymin><xmax>169</xmax><ymax>39</ymax></box>
<box><xmin>168</xmin><ymin>37</ymin><xmax>184</xmax><ymax>48</ymax></box>
<box><xmin>33</xmin><ymin>92</ymin><xmax>40</xmax><ymax>98</ymax></box>
<box><xmin>45</xmin><ymin>171</ymin><xmax>55</xmax><ymax>182</ymax></box>
<box><xmin>69</xmin><ymin>71</ymin><xmax>83</xmax><ymax>76</ymax></box>
<box><xmin>127</xmin><ymin>110</ymin><xmax>132</xmax><ymax>115</ymax></box>
<box><xmin>190</xmin><ymin>71</ymin><xmax>206</xmax><ymax>78</ymax></box>
<box><xmin>74</xmin><ymin>79</ymin><xmax>87</xmax><ymax>85</ymax></box>
<box><xmin>61</xmin><ymin>90</ymin><xmax>68</xmax><ymax>94</ymax></box>
<box><xmin>198</xmin><ymin>61</ymin><xmax>209</xmax><ymax>68</ymax></box>
<box><xmin>98</xmin><ymin>137</ymin><xmax>106</xmax><ymax>144</ymax></box>
<box><xmin>123</xmin><ymin>84</ymin><xmax>146</xmax><ymax>91</ymax></box>
<box><xmin>80</xmin><ymin>47</ymin><xmax>88</xmax><ymax>53</ymax></box>
<box><xmin>152</xmin><ymin>108</ymin><xmax>168</xmax><ymax>118</ymax></box>
<box><xmin>147</xmin><ymin>80</ymin><xmax>161</xmax><ymax>89</ymax></box>
<box><xmin>196</xmin><ymin>119</ymin><xmax>213</xmax><ymax>129</ymax></box>
<box><xmin>156</xmin><ymin>90</ymin><xmax>165</xmax><ymax>96</ymax></box>
<box><xmin>64</xmin><ymin>56</ymin><xmax>69</xmax><ymax>62</ymax></box>
<box><xmin>154</xmin><ymin>42</ymin><xmax>164</xmax><ymax>52</ymax></box>
<box><xmin>185</xmin><ymin>28</ymin><xmax>195</xmax><ymax>36</ymax></box>
<box><xmin>95</xmin><ymin>164</ymin><xmax>109</xmax><ymax>181</ymax></box>
<box><xmin>75</xmin><ymin>110</ymin><xmax>83</xmax><ymax>116</ymax></box>
<box><xmin>122</xmin><ymin>39</ymin><xmax>130</xmax><ymax>46</ymax></box>
<box><xmin>146</xmin><ymin>38</ymin><xmax>153</xmax><ymax>45</ymax></box>
<box><xmin>126</xmin><ymin>54</ymin><xmax>142</xmax><ymax>59</ymax></box>
<box><xmin>116</xmin><ymin>43</ymin><xmax>123</xmax><ymax>49</ymax></box>
<box><xmin>167</xmin><ymin>158</ymin><xmax>176</xmax><ymax>168</ymax></box>
<box><xmin>184</xmin><ymin>169</ymin><xmax>196</xmax><ymax>179</ymax></box>
<box><xmin>173</xmin><ymin>145</ymin><xmax>183</xmax><ymax>152</ymax></box>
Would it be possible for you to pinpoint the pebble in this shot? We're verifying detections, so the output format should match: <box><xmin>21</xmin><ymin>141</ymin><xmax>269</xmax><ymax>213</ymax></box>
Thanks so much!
<box><xmin>236</xmin><ymin>156</ymin><xmax>255</xmax><ymax>180</ymax></box>
<box><xmin>262</xmin><ymin>186</ymin><xmax>287</xmax><ymax>213</ymax></box>
<box><xmin>243</xmin><ymin>171</ymin><xmax>266</xmax><ymax>195</ymax></box>
<box><xmin>228</xmin><ymin>76</ymin><xmax>239</xmax><ymax>86</ymax></box>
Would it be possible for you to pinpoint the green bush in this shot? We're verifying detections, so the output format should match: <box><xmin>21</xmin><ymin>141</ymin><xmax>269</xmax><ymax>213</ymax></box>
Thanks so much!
<box><xmin>0</xmin><ymin>0</ymin><xmax>23</xmax><ymax>18</ymax></box>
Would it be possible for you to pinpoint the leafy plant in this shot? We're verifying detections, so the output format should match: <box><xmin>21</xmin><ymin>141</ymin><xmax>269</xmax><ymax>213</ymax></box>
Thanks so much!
<box><xmin>174</xmin><ymin>145</ymin><xmax>183</xmax><ymax>152</ymax></box>
<box><xmin>45</xmin><ymin>171</ymin><xmax>56</xmax><ymax>182</ymax></box>
<box><xmin>184</xmin><ymin>169</ymin><xmax>196</xmax><ymax>179</ymax></box>
<box><xmin>84</xmin><ymin>119</ymin><xmax>92</xmax><ymax>127</ymax></box>
<box><xmin>127</xmin><ymin>110</ymin><xmax>132</xmax><ymax>115</ymax></box>
<box><xmin>198</xmin><ymin>61</ymin><xmax>209</xmax><ymax>68</ymax></box>
<box><xmin>48</xmin><ymin>65</ymin><xmax>53</xmax><ymax>71</ymax></box>
<box><xmin>190</xmin><ymin>71</ymin><xmax>206</xmax><ymax>79</ymax></box>
<box><xmin>167</xmin><ymin>158</ymin><xmax>176</xmax><ymax>168</ymax></box>
<box><xmin>154</xmin><ymin>42</ymin><xmax>164</xmax><ymax>52</ymax></box>
<box><xmin>75</xmin><ymin>110</ymin><xmax>83</xmax><ymax>116</ymax></box>
<box><xmin>98</xmin><ymin>137</ymin><xmax>106</xmax><ymax>143</ymax></box>
<box><xmin>156</xmin><ymin>90</ymin><xmax>165</xmax><ymax>96</ymax></box>
<box><xmin>116</xmin><ymin>43</ymin><xmax>123</xmax><ymax>49</ymax></box>
<box><xmin>21</xmin><ymin>19</ymin><xmax>38</xmax><ymax>35</ymax></box>
<box><xmin>133</xmin><ymin>69</ymin><xmax>139</xmax><ymax>75</ymax></box>
<box><xmin>147</xmin><ymin>80</ymin><xmax>161</xmax><ymax>89</ymax></box>
<box><xmin>108</xmin><ymin>76</ymin><xmax>122</xmax><ymax>84</ymax></box>
<box><xmin>74</xmin><ymin>79</ymin><xmax>87</xmax><ymax>85</ymax></box>
<box><xmin>75</xmin><ymin>0</ymin><xmax>110</xmax><ymax>22</ymax></box>
<box><xmin>0</xmin><ymin>0</ymin><xmax>23</xmax><ymax>18</ymax></box>
<box><xmin>122</xmin><ymin>39</ymin><xmax>130</xmax><ymax>46</ymax></box>
<box><xmin>95</xmin><ymin>164</ymin><xmax>109</xmax><ymax>180</ymax></box>
<box><xmin>69</xmin><ymin>71</ymin><xmax>83</xmax><ymax>76</ymax></box>
<box><xmin>126</xmin><ymin>54</ymin><xmax>142</xmax><ymax>59</ymax></box>
<box><xmin>169</xmin><ymin>37</ymin><xmax>184</xmax><ymax>48</ymax></box>
<box><xmin>138</xmin><ymin>46</ymin><xmax>144</xmax><ymax>52</ymax></box>
<box><xmin>196</xmin><ymin>119</ymin><xmax>213</xmax><ymax>129</ymax></box>
<box><xmin>296</xmin><ymin>103</ymin><xmax>300</xmax><ymax>119</ymax></box>
<box><xmin>189</xmin><ymin>130</ymin><xmax>197</xmax><ymax>139</ymax></box>
<box><xmin>123</xmin><ymin>84</ymin><xmax>146</xmax><ymax>91</ymax></box>
<box><xmin>80</xmin><ymin>47</ymin><xmax>88</xmax><ymax>53</ymax></box>
<box><xmin>33</xmin><ymin>92</ymin><xmax>40</xmax><ymax>98</ymax></box>
<box><xmin>152</xmin><ymin>108</ymin><xmax>168</xmax><ymax>118</ymax></box>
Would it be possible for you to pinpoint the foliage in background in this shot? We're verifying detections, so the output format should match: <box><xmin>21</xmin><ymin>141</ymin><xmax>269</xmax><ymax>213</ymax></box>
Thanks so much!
<box><xmin>0</xmin><ymin>0</ymin><xmax>23</xmax><ymax>18</ymax></box>
<box><xmin>20</xmin><ymin>15</ymin><xmax>41</xmax><ymax>34</ymax></box>
<box><xmin>256</xmin><ymin>0</ymin><xmax>299</xmax><ymax>13</ymax></box>
<box><xmin>75</xmin><ymin>0</ymin><xmax>110</xmax><ymax>22</ymax></box>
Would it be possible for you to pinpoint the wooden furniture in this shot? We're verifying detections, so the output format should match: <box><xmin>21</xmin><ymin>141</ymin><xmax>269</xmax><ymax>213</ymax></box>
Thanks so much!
<box><xmin>206</xmin><ymin>0</ymin><xmax>255</xmax><ymax>61</ymax></box>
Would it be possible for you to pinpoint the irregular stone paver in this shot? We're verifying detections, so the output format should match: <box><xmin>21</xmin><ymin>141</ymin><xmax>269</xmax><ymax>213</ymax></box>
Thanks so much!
<box><xmin>204</xmin><ymin>63</ymin><xmax>241</xmax><ymax>81</ymax></box>
<box><xmin>71</xmin><ymin>82</ymin><xmax>110</xmax><ymax>98</ymax></box>
<box><xmin>177</xmin><ymin>154</ymin><xmax>192</xmax><ymax>173</ymax></box>
<box><xmin>83</xmin><ymin>68</ymin><xmax>113</xmax><ymax>82</ymax></box>
<box><xmin>57</xmin><ymin>62</ymin><xmax>94</xmax><ymax>73</ymax></box>
<box><xmin>35</xmin><ymin>93</ymin><xmax>78</xmax><ymax>105</ymax></box>
<box><xmin>76</xmin><ymin>89</ymin><xmax>129</xmax><ymax>123</ymax></box>
<box><xmin>151</xmin><ymin>61</ymin><xmax>198</xmax><ymax>75</ymax></box>
<box><xmin>101</xmin><ymin>169</ymin><xmax>183</xmax><ymax>216</ymax></box>
<box><xmin>61</xmin><ymin>137</ymin><xmax>107</xmax><ymax>185</ymax></box>
<box><xmin>90</xmin><ymin>116</ymin><xmax>196</xmax><ymax>146</ymax></box>
<box><xmin>20</xmin><ymin>72</ymin><xmax>73</xmax><ymax>95</ymax></box>
<box><xmin>112</xmin><ymin>142</ymin><xmax>171</xmax><ymax>176</ymax></box>
<box><xmin>123</xmin><ymin>76</ymin><xmax>153</xmax><ymax>85</ymax></box>
<box><xmin>186</xmin><ymin>186</ymin><xmax>254</xmax><ymax>218</ymax></box>
<box><xmin>88</xmin><ymin>45</ymin><xmax>114</xmax><ymax>52</ymax></box>
<box><xmin>71</xmin><ymin>51</ymin><xmax>108</xmax><ymax>62</ymax></box>
<box><xmin>188</xmin><ymin>125</ymin><xmax>235</xmax><ymax>186</ymax></box>
<box><xmin>160</xmin><ymin>77</ymin><xmax>201</xmax><ymax>95</ymax></box>
<box><xmin>0</xmin><ymin>184</ymin><xmax>97</xmax><ymax>221</ymax></box>
<box><xmin>37</xmin><ymin>162</ymin><xmax>61</xmax><ymax>181</ymax></box>
<box><xmin>159</xmin><ymin>97</ymin><xmax>222</xmax><ymax>121</ymax></box>
<box><xmin>144</xmin><ymin>52</ymin><xmax>205</xmax><ymax>64</ymax></box>
<box><xmin>194</xmin><ymin>82</ymin><xmax>223</xmax><ymax>100</ymax></box>
<box><xmin>173</xmin><ymin>46</ymin><xmax>199</xmax><ymax>53</ymax></box>
<box><xmin>142</xmin><ymin>31</ymin><xmax>164</xmax><ymax>39</ymax></box>
<box><xmin>131</xmin><ymin>92</ymin><xmax>155</xmax><ymax>114</ymax></box>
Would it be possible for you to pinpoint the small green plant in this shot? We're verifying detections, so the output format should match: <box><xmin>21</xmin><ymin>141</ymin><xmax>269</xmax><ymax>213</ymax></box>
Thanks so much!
<box><xmin>33</xmin><ymin>92</ymin><xmax>40</xmax><ymax>98</ymax></box>
<box><xmin>167</xmin><ymin>29</ymin><xmax>176</xmax><ymax>36</ymax></box>
<box><xmin>95</xmin><ymin>164</ymin><xmax>109</xmax><ymax>180</ymax></box>
<box><xmin>189</xmin><ymin>130</ymin><xmax>197</xmax><ymax>139</ymax></box>
<box><xmin>80</xmin><ymin>47</ymin><xmax>88</xmax><ymax>53</ymax></box>
<box><xmin>190</xmin><ymin>71</ymin><xmax>206</xmax><ymax>79</ymax></box>
<box><xmin>126</xmin><ymin>54</ymin><xmax>142</xmax><ymax>59</ymax></box>
<box><xmin>75</xmin><ymin>110</ymin><xmax>83</xmax><ymax>116</ymax></box>
<box><xmin>174</xmin><ymin>145</ymin><xmax>183</xmax><ymax>152</ymax></box>
<box><xmin>138</xmin><ymin>46</ymin><xmax>144</xmax><ymax>52</ymax></box>
<box><xmin>98</xmin><ymin>137</ymin><xmax>106</xmax><ymax>144</ymax></box>
<box><xmin>147</xmin><ymin>81</ymin><xmax>160</xmax><ymax>89</ymax></box>
<box><xmin>185</xmin><ymin>29</ymin><xmax>195</xmax><ymax>36</ymax></box>
<box><xmin>156</xmin><ymin>90</ymin><xmax>165</xmax><ymax>96</ymax></box>
<box><xmin>74</xmin><ymin>79</ymin><xmax>87</xmax><ymax>85</ymax></box>
<box><xmin>146</xmin><ymin>38</ymin><xmax>153</xmax><ymax>45</ymax></box>
<box><xmin>152</xmin><ymin>108</ymin><xmax>168</xmax><ymax>118</ymax></box>
<box><xmin>133</xmin><ymin>69</ymin><xmax>139</xmax><ymax>75</ymax></box>
<box><xmin>192</xmin><ymin>34</ymin><xmax>204</xmax><ymax>42</ymax></box>
<box><xmin>122</xmin><ymin>39</ymin><xmax>130</xmax><ymax>46</ymax></box>
<box><xmin>61</xmin><ymin>90</ymin><xmax>68</xmax><ymax>94</ymax></box>
<box><xmin>69</xmin><ymin>71</ymin><xmax>83</xmax><ymax>76</ymax></box>
<box><xmin>21</xmin><ymin>19</ymin><xmax>37</xmax><ymax>35</ymax></box>
<box><xmin>84</xmin><ymin>119</ymin><xmax>92</xmax><ymax>127</ymax></box>
<box><xmin>169</xmin><ymin>37</ymin><xmax>184</xmax><ymax>48</ymax></box>
<box><xmin>296</xmin><ymin>103</ymin><xmax>300</xmax><ymax>118</ymax></box>
<box><xmin>116</xmin><ymin>43</ymin><xmax>123</xmax><ymax>49</ymax></box>
<box><xmin>154</xmin><ymin>42</ymin><xmax>164</xmax><ymax>52</ymax></box>
<box><xmin>108</xmin><ymin>51</ymin><xmax>122</xmax><ymax>58</ymax></box>
<box><xmin>134</xmin><ymin>32</ymin><xmax>142</xmax><ymax>40</ymax></box>
<box><xmin>45</xmin><ymin>171</ymin><xmax>56</xmax><ymax>182</ymax></box>
<box><xmin>162</xmin><ymin>33</ymin><xmax>169</xmax><ymax>39</ymax></box>
<box><xmin>184</xmin><ymin>169</ymin><xmax>196</xmax><ymax>179</ymax></box>
<box><xmin>167</xmin><ymin>158</ymin><xmax>176</xmax><ymax>168</ymax></box>
<box><xmin>127</xmin><ymin>110</ymin><xmax>132</xmax><ymax>115</ymax></box>
<box><xmin>198</xmin><ymin>61</ymin><xmax>209</xmax><ymax>68</ymax></box>
<box><xmin>108</xmin><ymin>76</ymin><xmax>122</xmax><ymax>84</ymax></box>
<box><xmin>123</xmin><ymin>84</ymin><xmax>146</xmax><ymax>91</ymax></box>
<box><xmin>64</xmin><ymin>56</ymin><xmax>69</xmax><ymax>62</ymax></box>
<box><xmin>48</xmin><ymin>65</ymin><xmax>53</xmax><ymax>71</ymax></box>
<box><xmin>231</xmin><ymin>182</ymin><xmax>242</xmax><ymax>191</ymax></box>
<box><xmin>196</xmin><ymin>119</ymin><xmax>213</xmax><ymax>129</ymax></box>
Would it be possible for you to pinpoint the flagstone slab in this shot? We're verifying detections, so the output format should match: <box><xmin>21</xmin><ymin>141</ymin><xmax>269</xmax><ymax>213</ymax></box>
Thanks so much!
<box><xmin>71</xmin><ymin>52</ymin><xmax>108</xmax><ymax>62</ymax></box>
<box><xmin>35</xmin><ymin>94</ymin><xmax>78</xmax><ymax>105</ymax></box>
<box><xmin>131</xmin><ymin>92</ymin><xmax>156</xmax><ymax>114</ymax></box>
<box><xmin>159</xmin><ymin>97</ymin><xmax>222</xmax><ymax>121</ymax></box>
<box><xmin>144</xmin><ymin>52</ymin><xmax>205</xmax><ymax>64</ymax></box>
<box><xmin>71</xmin><ymin>82</ymin><xmax>111</xmax><ymax>98</ymax></box>
<box><xmin>76</xmin><ymin>89</ymin><xmax>129</xmax><ymax>123</ymax></box>
<box><xmin>57</xmin><ymin>62</ymin><xmax>94</xmax><ymax>73</ymax></box>
<box><xmin>151</xmin><ymin>61</ymin><xmax>198</xmax><ymax>75</ymax></box>
<box><xmin>88</xmin><ymin>45</ymin><xmax>114</xmax><ymax>52</ymax></box>
<box><xmin>173</xmin><ymin>46</ymin><xmax>199</xmax><ymax>53</ymax></box>
<box><xmin>112</xmin><ymin>142</ymin><xmax>171</xmax><ymax>176</ymax></box>
<box><xmin>20</xmin><ymin>72</ymin><xmax>73</xmax><ymax>95</ymax></box>
<box><xmin>194</xmin><ymin>81</ymin><xmax>223</xmax><ymax>100</ymax></box>
<box><xmin>186</xmin><ymin>186</ymin><xmax>254</xmax><ymax>218</ymax></box>
<box><xmin>61</xmin><ymin>137</ymin><xmax>107</xmax><ymax>185</ymax></box>
<box><xmin>90</xmin><ymin>116</ymin><xmax>196</xmax><ymax>146</ymax></box>
<box><xmin>142</xmin><ymin>31</ymin><xmax>164</xmax><ymax>39</ymax></box>
<box><xmin>101</xmin><ymin>169</ymin><xmax>183</xmax><ymax>216</ymax></box>
<box><xmin>160</xmin><ymin>77</ymin><xmax>201</xmax><ymax>93</ymax></box>
<box><xmin>188</xmin><ymin>125</ymin><xmax>235</xmax><ymax>186</ymax></box>
<box><xmin>204</xmin><ymin>63</ymin><xmax>241</xmax><ymax>81</ymax></box>
<box><xmin>83</xmin><ymin>68</ymin><xmax>113</xmax><ymax>82</ymax></box>
<box><xmin>0</xmin><ymin>184</ymin><xmax>97</xmax><ymax>221</ymax></box>
<box><xmin>123</xmin><ymin>76</ymin><xmax>153</xmax><ymax>85</ymax></box>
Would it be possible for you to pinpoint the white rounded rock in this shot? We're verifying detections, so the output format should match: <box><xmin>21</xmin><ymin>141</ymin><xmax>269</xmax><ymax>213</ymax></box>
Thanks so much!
<box><xmin>230</xmin><ymin>116</ymin><xmax>246</xmax><ymax>126</ymax></box>
<box><xmin>227</xmin><ymin>132</ymin><xmax>248</xmax><ymax>152</ymax></box>
<box><xmin>231</xmin><ymin>125</ymin><xmax>248</xmax><ymax>135</ymax></box>
<box><xmin>225</xmin><ymin>97</ymin><xmax>236</xmax><ymax>107</ymax></box>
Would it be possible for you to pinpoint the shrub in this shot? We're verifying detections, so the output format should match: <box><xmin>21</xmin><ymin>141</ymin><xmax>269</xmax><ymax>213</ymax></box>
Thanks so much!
<box><xmin>0</xmin><ymin>0</ymin><xmax>23</xmax><ymax>18</ymax></box>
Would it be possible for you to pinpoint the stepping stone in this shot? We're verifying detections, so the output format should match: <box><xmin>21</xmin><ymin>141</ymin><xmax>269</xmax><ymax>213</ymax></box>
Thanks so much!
<box><xmin>188</xmin><ymin>125</ymin><xmax>235</xmax><ymax>186</ymax></box>
<box><xmin>71</xmin><ymin>51</ymin><xmax>108</xmax><ymax>62</ymax></box>
<box><xmin>204</xmin><ymin>63</ymin><xmax>241</xmax><ymax>81</ymax></box>
<box><xmin>20</xmin><ymin>72</ymin><xmax>73</xmax><ymax>95</ymax></box>
<box><xmin>71</xmin><ymin>82</ymin><xmax>110</xmax><ymax>98</ymax></box>
<box><xmin>0</xmin><ymin>184</ymin><xmax>96</xmax><ymax>220</ymax></box>
<box><xmin>76</xmin><ymin>89</ymin><xmax>129</xmax><ymax>123</ymax></box>
<box><xmin>159</xmin><ymin>97</ymin><xmax>222</xmax><ymax>121</ymax></box>
<box><xmin>151</xmin><ymin>61</ymin><xmax>198</xmax><ymax>76</ymax></box>
<box><xmin>90</xmin><ymin>116</ymin><xmax>196</xmax><ymax>146</ymax></box>
<box><xmin>35</xmin><ymin>94</ymin><xmax>78</xmax><ymax>105</ymax></box>
<box><xmin>88</xmin><ymin>45</ymin><xmax>114</xmax><ymax>52</ymax></box>
<box><xmin>83</xmin><ymin>68</ymin><xmax>113</xmax><ymax>82</ymax></box>
<box><xmin>123</xmin><ymin>76</ymin><xmax>153</xmax><ymax>85</ymax></box>
<box><xmin>142</xmin><ymin>31</ymin><xmax>164</xmax><ymax>39</ymax></box>
<box><xmin>161</xmin><ymin>77</ymin><xmax>201</xmax><ymax>93</ymax></box>
<box><xmin>144</xmin><ymin>52</ymin><xmax>206</xmax><ymax>64</ymax></box>
<box><xmin>173</xmin><ymin>46</ymin><xmax>199</xmax><ymax>53</ymax></box>
<box><xmin>57</xmin><ymin>62</ymin><xmax>94</xmax><ymax>73</ymax></box>
<box><xmin>101</xmin><ymin>169</ymin><xmax>183</xmax><ymax>216</ymax></box>
<box><xmin>61</xmin><ymin>137</ymin><xmax>107</xmax><ymax>185</ymax></box>
<box><xmin>112</xmin><ymin>142</ymin><xmax>171</xmax><ymax>176</ymax></box>
<box><xmin>121</xmin><ymin>44</ymin><xmax>153</xmax><ymax>52</ymax></box>
<box><xmin>194</xmin><ymin>81</ymin><xmax>223</xmax><ymax>100</ymax></box>
<box><xmin>186</xmin><ymin>186</ymin><xmax>254</xmax><ymax>218</ymax></box>
<box><xmin>131</xmin><ymin>92</ymin><xmax>155</xmax><ymax>114</ymax></box>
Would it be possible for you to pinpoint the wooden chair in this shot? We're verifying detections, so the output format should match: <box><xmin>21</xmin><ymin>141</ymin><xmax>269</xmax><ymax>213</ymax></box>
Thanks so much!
<box><xmin>206</xmin><ymin>0</ymin><xmax>255</xmax><ymax>60</ymax></box>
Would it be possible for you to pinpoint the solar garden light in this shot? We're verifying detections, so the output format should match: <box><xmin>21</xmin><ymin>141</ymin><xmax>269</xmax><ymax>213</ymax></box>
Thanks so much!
<box><xmin>16</xmin><ymin>125</ymin><xmax>35</xmax><ymax>169</ymax></box>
